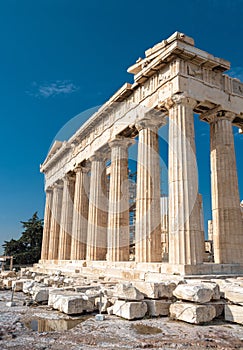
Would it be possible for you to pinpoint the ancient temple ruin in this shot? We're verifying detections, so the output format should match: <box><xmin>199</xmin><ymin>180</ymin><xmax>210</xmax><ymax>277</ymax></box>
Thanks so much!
<box><xmin>39</xmin><ymin>32</ymin><xmax>243</xmax><ymax>277</ymax></box>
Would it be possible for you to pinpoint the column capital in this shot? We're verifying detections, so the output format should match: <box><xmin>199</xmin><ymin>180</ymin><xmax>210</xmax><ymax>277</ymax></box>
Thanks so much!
<box><xmin>46</xmin><ymin>186</ymin><xmax>54</xmax><ymax>193</ymax></box>
<box><xmin>200</xmin><ymin>106</ymin><xmax>235</xmax><ymax>123</ymax></box>
<box><xmin>63</xmin><ymin>172</ymin><xmax>75</xmax><ymax>183</ymax></box>
<box><xmin>90</xmin><ymin>151</ymin><xmax>106</xmax><ymax>162</ymax></box>
<box><xmin>53</xmin><ymin>181</ymin><xmax>63</xmax><ymax>190</ymax></box>
<box><xmin>74</xmin><ymin>164</ymin><xmax>90</xmax><ymax>174</ymax></box>
<box><xmin>163</xmin><ymin>94</ymin><xmax>197</xmax><ymax>110</ymax></box>
<box><xmin>108</xmin><ymin>136</ymin><xmax>135</xmax><ymax>149</ymax></box>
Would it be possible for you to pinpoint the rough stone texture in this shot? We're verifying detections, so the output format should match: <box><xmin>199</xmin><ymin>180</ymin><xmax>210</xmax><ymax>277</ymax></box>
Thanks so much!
<box><xmin>145</xmin><ymin>299</ymin><xmax>171</xmax><ymax>316</ymax></box>
<box><xmin>95</xmin><ymin>295</ymin><xmax>111</xmax><ymax>313</ymax></box>
<box><xmin>3</xmin><ymin>279</ymin><xmax>14</xmax><ymax>289</ymax></box>
<box><xmin>210</xmin><ymin>301</ymin><xmax>225</xmax><ymax>317</ymax></box>
<box><xmin>133</xmin><ymin>281</ymin><xmax>176</xmax><ymax>299</ymax></box>
<box><xmin>187</xmin><ymin>280</ymin><xmax>220</xmax><ymax>300</ymax></box>
<box><xmin>170</xmin><ymin>301</ymin><xmax>216</xmax><ymax>324</ymax></box>
<box><xmin>113</xmin><ymin>300</ymin><xmax>147</xmax><ymax>320</ymax></box>
<box><xmin>22</xmin><ymin>280</ymin><xmax>36</xmax><ymax>294</ymax></box>
<box><xmin>32</xmin><ymin>287</ymin><xmax>50</xmax><ymax>303</ymax></box>
<box><xmin>1</xmin><ymin>271</ymin><xmax>16</xmax><ymax>278</ymax></box>
<box><xmin>224</xmin><ymin>285</ymin><xmax>243</xmax><ymax>304</ymax></box>
<box><xmin>114</xmin><ymin>283</ymin><xmax>144</xmax><ymax>301</ymax></box>
<box><xmin>225</xmin><ymin>304</ymin><xmax>243</xmax><ymax>324</ymax></box>
<box><xmin>173</xmin><ymin>284</ymin><xmax>214</xmax><ymax>303</ymax></box>
<box><xmin>53</xmin><ymin>295</ymin><xmax>95</xmax><ymax>315</ymax></box>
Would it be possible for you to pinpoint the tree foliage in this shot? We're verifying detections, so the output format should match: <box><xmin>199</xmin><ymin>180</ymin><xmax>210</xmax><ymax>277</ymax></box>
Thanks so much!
<box><xmin>2</xmin><ymin>212</ymin><xmax>43</xmax><ymax>265</ymax></box>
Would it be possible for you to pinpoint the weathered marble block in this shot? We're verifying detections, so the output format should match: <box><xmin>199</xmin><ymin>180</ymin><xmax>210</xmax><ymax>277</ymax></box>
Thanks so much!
<box><xmin>225</xmin><ymin>304</ymin><xmax>243</xmax><ymax>324</ymax></box>
<box><xmin>224</xmin><ymin>285</ymin><xmax>243</xmax><ymax>305</ymax></box>
<box><xmin>113</xmin><ymin>300</ymin><xmax>147</xmax><ymax>320</ymax></box>
<box><xmin>133</xmin><ymin>281</ymin><xmax>176</xmax><ymax>299</ymax></box>
<box><xmin>114</xmin><ymin>283</ymin><xmax>144</xmax><ymax>301</ymax></box>
<box><xmin>53</xmin><ymin>295</ymin><xmax>95</xmax><ymax>315</ymax></box>
<box><xmin>145</xmin><ymin>299</ymin><xmax>171</xmax><ymax>316</ymax></box>
<box><xmin>173</xmin><ymin>284</ymin><xmax>213</xmax><ymax>303</ymax></box>
<box><xmin>170</xmin><ymin>302</ymin><xmax>216</xmax><ymax>324</ymax></box>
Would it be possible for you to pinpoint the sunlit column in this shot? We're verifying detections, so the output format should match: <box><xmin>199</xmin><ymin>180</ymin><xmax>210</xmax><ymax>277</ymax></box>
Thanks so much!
<box><xmin>58</xmin><ymin>173</ymin><xmax>75</xmax><ymax>260</ymax></box>
<box><xmin>48</xmin><ymin>181</ymin><xmax>63</xmax><ymax>260</ymax></box>
<box><xmin>41</xmin><ymin>187</ymin><xmax>53</xmax><ymax>260</ymax></box>
<box><xmin>70</xmin><ymin>165</ymin><xmax>90</xmax><ymax>260</ymax></box>
<box><xmin>86</xmin><ymin>153</ymin><xmax>108</xmax><ymax>260</ymax></box>
<box><xmin>168</xmin><ymin>95</ymin><xmax>204</xmax><ymax>265</ymax></box>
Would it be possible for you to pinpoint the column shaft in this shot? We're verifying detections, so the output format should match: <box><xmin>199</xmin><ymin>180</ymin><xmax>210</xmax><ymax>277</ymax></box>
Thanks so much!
<box><xmin>107</xmin><ymin>137</ymin><xmax>132</xmax><ymax>261</ymax></box>
<box><xmin>41</xmin><ymin>188</ymin><xmax>53</xmax><ymax>260</ymax></box>
<box><xmin>70</xmin><ymin>166</ymin><xmax>89</xmax><ymax>260</ymax></box>
<box><xmin>86</xmin><ymin>154</ymin><xmax>108</xmax><ymax>260</ymax></box>
<box><xmin>210</xmin><ymin>114</ymin><xmax>243</xmax><ymax>263</ymax></box>
<box><xmin>58</xmin><ymin>175</ymin><xmax>75</xmax><ymax>260</ymax></box>
<box><xmin>168</xmin><ymin>96</ymin><xmax>204</xmax><ymax>265</ymax></box>
<box><xmin>48</xmin><ymin>182</ymin><xmax>63</xmax><ymax>260</ymax></box>
<box><xmin>135</xmin><ymin>122</ymin><xmax>162</xmax><ymax>262</ymax></box>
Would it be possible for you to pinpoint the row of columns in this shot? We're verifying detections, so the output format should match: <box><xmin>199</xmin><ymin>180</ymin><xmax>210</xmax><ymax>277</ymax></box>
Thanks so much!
<box><xmin>41</xmin><ymin>96</ymin><xmax>243</xmax><ymax>265</ymax></box>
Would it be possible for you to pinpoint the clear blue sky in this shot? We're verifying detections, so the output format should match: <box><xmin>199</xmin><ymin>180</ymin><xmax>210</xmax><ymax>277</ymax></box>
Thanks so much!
<box><xmin>0</xmin><ymin>0</ymin><xmax>243</xmax><ymax>252</ymax></box>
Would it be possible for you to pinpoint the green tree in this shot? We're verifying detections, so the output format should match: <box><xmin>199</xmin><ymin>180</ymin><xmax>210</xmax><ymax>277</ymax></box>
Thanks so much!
<box><xmin>2</xmin><ymin>212</ymin><xmax>43</xmax><ymax>265</ymax></box>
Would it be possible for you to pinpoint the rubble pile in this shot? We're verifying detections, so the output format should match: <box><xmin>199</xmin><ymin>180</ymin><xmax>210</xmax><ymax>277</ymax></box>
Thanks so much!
<box><xmin>1</xmin><ymin>269</ymin><xmax>243</xmax><ymax>325</ymax></box>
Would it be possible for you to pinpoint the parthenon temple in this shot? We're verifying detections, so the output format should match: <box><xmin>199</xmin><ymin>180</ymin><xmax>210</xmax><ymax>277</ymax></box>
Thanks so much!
<box><xmin>39</xmin><ymin>32</ymin><xmax>243</xmax><ymax>277</ymax></box>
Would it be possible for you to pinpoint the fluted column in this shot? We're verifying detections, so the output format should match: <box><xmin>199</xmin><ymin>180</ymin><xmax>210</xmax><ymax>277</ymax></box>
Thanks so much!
<box><xmin>167</xmin><ymin>95</ymin><xmax>204</xmax><ymax>265</ymax></box>
<box><xmin>70</xmin><ymin>165</ymin><xmax>90</xmax><ymax>260</ymax></box>
<box><xmin>135</xmin><ymin>119</ymin><xmax>163</xmax><ymax>262</ymax></box>
<box><xmin>209</xmin><ymin>111</ymin><xmax>243</xmax><ymax>263</ymax></box>
<box><xmin>48</xmin><ymin>181</ymin><xmax>63</xmax><ymax>260</ymax></box>
<box><xmin>86</xmin><ymin>153</ymin><xmax>108</xmax><ymax>260</ymax></box>
<box><xmin>41</xmin><ymin>187</ymin><xmax>53</xmax><ymax>260</ymax></box>
<box><xmin>107</xmin><ymin>137</ymin><xmax>133</xmax><ymax>261</ymax></box>
<box><xmin>58</xmin><ymin>174</ymin><xmax>75</xmax><ymax>260</ymax></box>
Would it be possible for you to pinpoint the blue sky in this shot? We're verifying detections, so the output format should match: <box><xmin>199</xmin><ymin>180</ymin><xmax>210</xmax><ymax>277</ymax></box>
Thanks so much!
<box><xmin>0</xmin><ymin>0</ymin><xmax>243</xmax><ymax>252</ymax></box>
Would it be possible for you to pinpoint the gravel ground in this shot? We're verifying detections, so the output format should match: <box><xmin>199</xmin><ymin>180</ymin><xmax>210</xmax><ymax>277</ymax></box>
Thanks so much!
<box><xmin>0</xmin><ymin>290</ymin><xmax>243</xmax><ymax>350</ymax></box>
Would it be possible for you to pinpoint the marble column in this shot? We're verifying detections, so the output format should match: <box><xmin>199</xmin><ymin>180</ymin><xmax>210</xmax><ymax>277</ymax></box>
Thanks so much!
<box><xmin>135</xmin><ymin>119</ymin><xmax>163</xmax><ymax>262</ymax></box>
<box><xmin>167</xmin><ymin>95</ymin><xmax>204</xmax><ymax>265</ymax></box>
<box><xmin>58</xmin><ymin>174</ymin><xmax>75</xmax><ymax>260</ymax></box>
<box><xmin>41</xmin><ymin>187</ymin><xmax>53</xmax><ymax>260</ymax></box>
<box><xmin>48</xmin><ymin>181</ymin><xmax>63</xmax><ymax>260</ymax></box>
<box><xmin>107</xmin><ymin>137</ymin><xmax>132</xmax><ymax>261</ymax></box>
<box><xmin>86</xmin><ymin>153</ymin><xmax>108</xmax><ymax>260</ymax></box>
<box><xmin>209</xmin><ymin>111</ymin><xmax>243</xmax><ymax>264</ymax></box>
<box><xmin>70</xmin><ymin>165</ymin><xmax>90</xmax><ymax>260</ymax></box>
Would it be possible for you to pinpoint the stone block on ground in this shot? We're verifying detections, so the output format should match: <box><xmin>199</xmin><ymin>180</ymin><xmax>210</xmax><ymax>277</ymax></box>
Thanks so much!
<box><xmin>3</xmin><ymin>279</ymin><xmax>14</xmax><ymax>289</ymax></box>
<box><xmin>32</xmin><ymin>287</ymin><xmax>51</xmax><ymax>303</ymax></box>
<box><xmin>187</xmin><ymin>280</ymin><xmax>220</xmax><ymax>300</ymax></box>
<box><xmin>113</xmin><ymin>300</ymin><xmax>147</xmax><ymax>320</ymax></box>
<box><xmin>210</xmin><ymin>301</ymin><xmax>225</xmax><ymax>318</ymax></box>
<box><xmin>225</xmin><ymin>304</ymin><xmax>243</xmax><ymax>324</ymax></box>
<box><xmin>1</xmin><ymin>271</ymin><xmax>16</xmax><ymax>278</ymax></box>
<box><xmin>95</xmin><ymin>295</ymin><xmax>111</xmax><ymax>313</ymax></box>
<box><xmin>170</xmin><ymin>301</ymin><xmax>216</xmax><ymax>324</ymax></box>
<box><xmin>224</xmin><ymin>285</ymin><xmax>243</xmax><ymax>305</ymax></box>
<box><xmin>145</xmin><ymin>299</ymin><xmax>171</xmax><ymax>317</ymax></box>
<box><xmin>114</xmin><ymin>283</ymin><xmax>144</xmax><ymax>301</ymax></box>
<box><xmin>173</xmin><ymin>284</ymin><xmax>214</xmax><ymax>303</ymax></box>
<box><xmin>48</xmin><ymin>290</ymin><xmax>82</xmax><ymax>307</ymax></box>
<box><xmin>133</xmin><ymin>281</ymin><xmax>176</xmax><ymax>299</ymax></box>
<box><xmin>53</xmin><ymin>295</ymin><xmax>96</xmax><ymax>315</ymax></box>
<box><xmin>12</xmin><ymin>280</ymin><xmax>24</xmax><ymax>292</ymax></box>
<box><xmin>23</xmin><ymin>280</ymin><xmax>36</xmax><ymax>294</ymax></box>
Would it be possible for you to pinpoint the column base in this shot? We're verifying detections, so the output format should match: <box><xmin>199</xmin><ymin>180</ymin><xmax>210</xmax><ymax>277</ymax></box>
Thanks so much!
<box><xmin>34</xmin><ymin>260</ymin><xmax>243</xmax><ymax>279</ymax></box>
